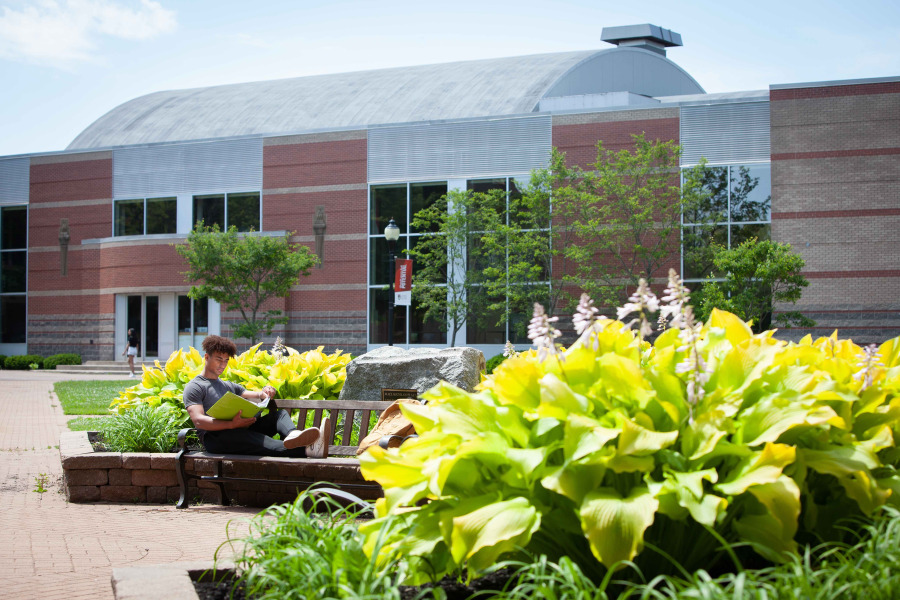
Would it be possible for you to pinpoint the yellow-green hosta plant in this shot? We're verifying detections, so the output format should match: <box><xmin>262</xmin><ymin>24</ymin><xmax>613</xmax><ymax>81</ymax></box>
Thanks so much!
<box><xmin>109</xmin><ymin>340</ymin><xmax>351</xmax><ymax>418</ymax></box>
<box><xmin>359</xmin><ymin>271</ymin><xmax>900</xmax><ymax>583</ymax></box>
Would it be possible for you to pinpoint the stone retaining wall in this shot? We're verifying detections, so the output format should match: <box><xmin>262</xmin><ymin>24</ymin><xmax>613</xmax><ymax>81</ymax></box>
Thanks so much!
<box><xmin>59</xmin><ymin>431</ymin><xmax>380</xmax><ymax>507</ymax></box>
<box><xmin>59</xmin><ymin>431</ymin><xmax>182</xmax><ymax>503</ymax></box>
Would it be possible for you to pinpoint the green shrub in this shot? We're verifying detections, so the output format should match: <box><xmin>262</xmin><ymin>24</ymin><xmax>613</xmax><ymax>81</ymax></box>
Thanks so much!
<box><xmin>233</xmin><ymin>489</ymin><xmax>404</xmax><ymax>599</ymax></box>
<box><xmin>360</xmin><ymin>270</ymin><xmax>900</xmax><ymax>584</ymax></box>
<box><xmin>486</xmin><ymin>353</ymin><xmax>508</xmax><ymax>374</ymax></box>
<box><xmin>4</xmin><ymin>354</ymin><xmax>44</xmax><ymax>370</ymax></box>
<box><xmin>98</xmin><ymin>403</ymin><xmax>186</xmax><ymax>453</ymax></box>
<box><xmin>43</xmin><ymin>353</ymin><xmax>81</xmax><ymax>370</ymax></box>
<box><xmin>0</xmin><ymin>355</ymin><xmax>6</xmax><ymax>368</ymax></box>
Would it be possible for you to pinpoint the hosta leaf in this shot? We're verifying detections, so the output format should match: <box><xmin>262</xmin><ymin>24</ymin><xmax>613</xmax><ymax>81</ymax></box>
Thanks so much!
<box><xmin>580</xmin><ymin>486</ymin><xmax>658</xmax><ymax>568</ymax></box>
<box><xmin>739</xmin><ymin>394</ymin><xmax>836</xmax><ymax>447</ymax></box>
<box><xmin>707</xmin><ymin>308</ymin><xmax>753</xmax><ymax>346</ymax></box>
<box><xmin>533</xmin><ymin>373</ymin><xmax>589</xmax><ymax>419</ymax></box>
<box><xmin>649</xmin><ymin>468</ymin><xmax>725</xmax><ymax>526</ymax></box>
<box><xmin>485</xmin><ymin>356</ymin><xmax>543</xmax><ymax>410</ymax></box>
<box><xmin>447</xmin><ymin>495</ymin><xmax>541</xmax><ymax>570</ymax></box>
<box><xmin>733</xmin><ymin>475</ymin><xmax>800</xmax><ymax>562</ymax></box>
<box><xmin>616</xmin><ymin>416</ymin><xmax>678</xmax><ymax>456</ymax></box>
<box><xmin>716</xmin><ymin>443</ymin><xmax>795</xmax><ymax>496</ymax></box>
<box><xmin>565</xmin><ymin>414</ymin><xmax>620</xmax><ymax>462</ymax></box>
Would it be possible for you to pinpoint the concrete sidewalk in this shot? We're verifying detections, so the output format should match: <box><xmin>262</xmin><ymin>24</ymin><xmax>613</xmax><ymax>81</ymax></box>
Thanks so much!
<box><xmin>0</xmin><ymin>370</ymin><xmax>257</xmax><ymax>600</ymax></box>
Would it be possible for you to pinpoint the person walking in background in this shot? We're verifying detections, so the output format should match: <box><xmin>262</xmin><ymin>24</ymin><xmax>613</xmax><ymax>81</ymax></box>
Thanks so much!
<box><xmin>122</xmin><ymin>328</ymin><xmax>139</xmax><ymax>377</ymax></box>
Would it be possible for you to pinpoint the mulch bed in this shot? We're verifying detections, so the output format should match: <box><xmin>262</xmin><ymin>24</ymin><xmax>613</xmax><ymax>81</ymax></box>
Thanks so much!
<box><xmin>193</xmin><ymin>567</ymin><xmax>516</xmax><ymax>599</ymax></box>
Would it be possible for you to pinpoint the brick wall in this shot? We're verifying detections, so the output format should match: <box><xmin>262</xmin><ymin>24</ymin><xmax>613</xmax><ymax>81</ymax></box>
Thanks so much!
<box><xmin>262</xmin><ymin>130</ymin><xmax>368</xmax><ymax>352</ymax></box>
<box><xmin>27</xmin><ymin>152</ymin><xmax>114</xmax><ymax>360</ymax></box>
<box><xmin>770</xmin><ymin>81</ymin><xmax>900</xmax><ymax>343</ymax></box>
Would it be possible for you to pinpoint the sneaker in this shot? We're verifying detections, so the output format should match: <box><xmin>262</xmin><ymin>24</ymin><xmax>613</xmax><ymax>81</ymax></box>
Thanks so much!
<box><xmin>306</xmin><ymin>416</ymin><xmax>331</xmax><ymax>459</ymax></box>
<box><xmin>283</xmin><ymin>427</ymin><xmax>319</xmax><ymax>450</ymax></box>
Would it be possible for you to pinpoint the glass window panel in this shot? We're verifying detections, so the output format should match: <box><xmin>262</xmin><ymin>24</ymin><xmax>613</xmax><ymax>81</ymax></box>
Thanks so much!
<box><xmin>730</xmin><ymin>165</ymin><xmax>772</xmax><ymax>222</ymax></box>
<box><xmin>409</xmin><ymin>300</ymin><xmax>446</xmax><ymax>345</ymax></box>
<box><xmin>1</xmin><ymin>206</ymin><xmax>27</xmax><ymax>249</ymax></box>
<box><xmin>0</xmin><ymin>294</ymin><xmax>26</xmax><ymax>343</ymax></box>
<box><xmin>146</xmin><ymin>197</ymin><xmax>177</xmax><ymax>235</ymax></box>
<box><xmin>409</xmin><ymin>234</ymin><xmax>446</xmax><ymax>284</ymax></box>
<box><xmin>1</xmin><ymin>251</ymin><xmax>26</xmax><ymax>293</ymax></box>
<box><xmin>369</xmin><ymin>236</ymin><xmax>408</xmax><ymax>286</ymax></box>
<box><xmin>683</xmin><ymin>224</ymin><xmax>727</xmax><ymax>280</ymax></box>
<box><xmin>370</xmin><ymin>185</ymin><xmax>407</xmax><ymax>236</ymax></box>
<box><xmin>685</xmin><ymin>167</ymin><xmax>728</xmax><ymax>225</ymax></box>
<box><xmin>114</xmin><ymin>199</ymin><xmax>144</xmax><ymax>236</ymax></box>
<box><xmin>193</xmin><ymin>194</ymin><xmax>225</xmax><ymax>229</ymax></box>
<box><xmin>731</xmin><ymin>223</ymin><xmax>771</xmax><ymax>247</ymax></box>
<box><xmin>178</xmin><ymin>295</ymin><xmax>191</xmax><ymax>334</ymax></box>
<box><xmin>467</xmin><ymin>178</ymin><xmax>506</xmax><ymax>194</ymax></box>
<box><xmin>369</xmin><ymin>288</ymin><xmax>407</xmax><ymax>345</ymax></box>
<box><xmin>466</xmin><ymin>295</ymin><xmax>505</xmax><ymax>344</ymax></box>
<box><xmin>145</xmin><ymin>296</ymin><xmax>158</xmax><ymax>356</ymax></box>
<box><xmin>410</xmin><ymin>182</ymin><xmax>446</xmax><ymax>233</ymax></box>
<box><xmin>194</xmin><ymin>298</ymin><xmax>208</xmax><ymax>332</ymax></box>
<box><xmin>228</xmin><ymin>192</ymin><xmax>260</xmax><ymax>232</ymax></box>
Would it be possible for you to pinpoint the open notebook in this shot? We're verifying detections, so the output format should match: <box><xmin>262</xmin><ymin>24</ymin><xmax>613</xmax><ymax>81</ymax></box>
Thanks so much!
<box><xmin>206</xmin><ymin>391</ymin><xmax>270</xmax><ymax>420</ymax></box>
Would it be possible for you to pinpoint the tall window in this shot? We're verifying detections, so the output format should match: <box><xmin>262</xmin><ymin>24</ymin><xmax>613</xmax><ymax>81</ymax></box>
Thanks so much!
<box><xmin>368</xmin><ymin>182</ymin><xmax>447</xmax><ymax>345</ymax></box>
<box><xmin>178</xmin><ymin>295</ymin><xmax>209</xmax><ymax>351</ymax></box>
<box><xmin>465</xmin><ymin>177</ymin><xmax>535</xmax><ymax>345</ymax></box>
<box><xmin>114</xmin><ymin>197</ymin><xmax>177</xmax><ymax>236</ymax></box>
<box><xmin>682</xmin><ymin>164</ymin><xmax>771</xmax><ymax>284</ymax></box>
<box><xmin>193</xmin><ymin>192</ymin><xmax>260</xmax><ymax>231</ymax></box>
<box><xmin>0</xmin><ymin>205</ymin><xmax>26</xmax><ymax>343</ymax></box>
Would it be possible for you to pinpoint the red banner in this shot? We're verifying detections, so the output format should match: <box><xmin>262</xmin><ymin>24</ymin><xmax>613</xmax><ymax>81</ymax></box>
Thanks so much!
<box><xmin>395</xmin><ymin>259</ymin><xmax>412</xmax><ymax>292</ymax></box>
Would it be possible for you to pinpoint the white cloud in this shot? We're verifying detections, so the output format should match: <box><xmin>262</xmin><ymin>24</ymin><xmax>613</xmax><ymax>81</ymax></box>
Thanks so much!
<box><xmin>0</xmin><ymin>0</ymin><xmax>176</xmax><ymax>64</ymax></box>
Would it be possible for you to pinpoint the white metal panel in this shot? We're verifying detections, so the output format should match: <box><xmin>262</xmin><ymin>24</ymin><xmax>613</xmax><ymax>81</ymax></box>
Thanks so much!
<box><xmin>368</xmin><ymin>116</ymin><xmax>552</xmax><ymax>182</ymax></box>
<box><xmin>113</xmin><ymin>139</ymin><xmax>263</xmax><ymax>198</ymax></box>
<box><xmin>157</xmin><ymin>293</ymin><xmax>176</xmax><ymax>359</ymax></box>
<box><xmin>0</xmin><ymin>158</ymin><xmax>30</xmax><ymax>205</ymax></box>
<box><xmin>680</xmin><ymin>102</ymin><xmax>770</xmax><ymax>166</ymax></box>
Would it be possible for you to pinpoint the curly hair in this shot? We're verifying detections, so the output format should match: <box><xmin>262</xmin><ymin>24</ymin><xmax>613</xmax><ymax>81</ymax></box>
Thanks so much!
<box><xmin>201</xmin><ymin>335</ymin><xmax>238</xmax><ymax>357</ymax></box>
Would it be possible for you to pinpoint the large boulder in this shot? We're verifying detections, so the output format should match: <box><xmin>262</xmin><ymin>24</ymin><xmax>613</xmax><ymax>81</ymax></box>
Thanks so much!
<box><xmin>338</xmin><ymin>346</ymin><xmax>485</xmax><ymax>401</ymax></box>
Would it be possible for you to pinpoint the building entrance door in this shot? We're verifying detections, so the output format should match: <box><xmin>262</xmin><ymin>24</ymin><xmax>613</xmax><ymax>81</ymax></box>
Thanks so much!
<box><xmin>126</xmin><ymin>295</ymin><xmax>159</xmax><ymax>359</ymax></box>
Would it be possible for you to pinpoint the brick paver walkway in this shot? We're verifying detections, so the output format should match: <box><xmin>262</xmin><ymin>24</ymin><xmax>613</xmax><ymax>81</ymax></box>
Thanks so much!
<box><xmin>0</xmin><ymin>370</ymin><xmax>258</xmax><ymax>600</ymax></box>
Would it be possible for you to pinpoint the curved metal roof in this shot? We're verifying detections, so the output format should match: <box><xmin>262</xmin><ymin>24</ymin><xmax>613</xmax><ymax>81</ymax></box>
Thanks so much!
<box><xmin>68</xmin><ymin>47</ymin><xmax>704</xmax><ymax>150</ymax></box>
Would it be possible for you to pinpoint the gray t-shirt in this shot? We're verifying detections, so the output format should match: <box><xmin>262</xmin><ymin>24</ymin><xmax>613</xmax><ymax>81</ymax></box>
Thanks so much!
<box><xmin>183</xmin><ymin>375</ymin><xmax>246</xmax><ymax>415</ymax></box>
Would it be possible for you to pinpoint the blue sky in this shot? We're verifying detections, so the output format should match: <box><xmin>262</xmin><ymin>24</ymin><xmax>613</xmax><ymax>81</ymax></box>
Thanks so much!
<box><xmin>1</xmin><ymin>0</ymin><xmax>898</xmax><ymax>157</ymax></box>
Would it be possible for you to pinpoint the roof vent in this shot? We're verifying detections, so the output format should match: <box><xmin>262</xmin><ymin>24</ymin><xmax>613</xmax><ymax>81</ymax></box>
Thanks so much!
<box><xmin>601</xmin><ymin>24</ymin><xmax>683</xmax><ymax>56</ymax></box>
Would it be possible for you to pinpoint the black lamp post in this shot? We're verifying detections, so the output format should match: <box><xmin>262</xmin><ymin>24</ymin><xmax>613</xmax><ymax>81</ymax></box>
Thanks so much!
<box><xmin>384</xmin><ymin>217</ymin><xmax>400</xmax><ymax>346</ymax></box>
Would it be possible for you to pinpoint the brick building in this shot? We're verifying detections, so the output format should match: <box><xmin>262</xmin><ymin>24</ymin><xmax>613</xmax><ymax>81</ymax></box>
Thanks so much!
<box><xmin>0</xmin><ymin>24</ymin><xmax>897</xmax><ymax>362</ymax></box>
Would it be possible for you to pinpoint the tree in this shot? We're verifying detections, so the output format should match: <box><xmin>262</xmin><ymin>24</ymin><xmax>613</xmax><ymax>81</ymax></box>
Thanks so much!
<box><xmin>695</xmin><ymin>237</ymin><xmax>814</xmax><ymax>332</ymax></box>
<box><xmin>175</xmin><ymin>224</ymin><xmax>318</xmax><ymax>345</ymax></box>
<box><xmin>408</xmin><ymin>189</ymin><xmax>508</xmax><ymax>347</ymax></box>
<box><xmin>523</xmin><ymin>134</ymin><xmax>709</xmax><ymax>311</ymax></box>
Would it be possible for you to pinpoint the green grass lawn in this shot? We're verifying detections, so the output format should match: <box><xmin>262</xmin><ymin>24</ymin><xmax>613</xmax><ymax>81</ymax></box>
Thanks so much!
<box><xmin>65</xmin><ymin>416</ymin><xmax>112</xmax><ymax>431</ymax></box>
<box><xmin>54</xmin><ymin>380</ymin><xmax>133</xmax><ymax>416</ymax></box>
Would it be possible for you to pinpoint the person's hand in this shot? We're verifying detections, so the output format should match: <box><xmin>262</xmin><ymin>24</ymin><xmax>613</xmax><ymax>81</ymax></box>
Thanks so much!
<box><xmin>231</xmin><ymin>413</ymin><xmax>256</xmax><ymax>429</ymax></box>
<box><xmin>261</xmin><ymin>385</ymin><xmax>277</xmax><ymax>400</ymax></box>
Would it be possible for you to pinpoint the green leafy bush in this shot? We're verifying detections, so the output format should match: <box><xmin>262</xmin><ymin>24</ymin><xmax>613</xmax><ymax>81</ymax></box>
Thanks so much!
<box><xmin>360</xmin><ymin>271</ymin><xmax>900</xmax><ymax>583</ymax></box>
<box><xmin>233</xmin><ymin>489</ymin><xmax>403</xmax><ymax>599</ymax></box>
<box><xmin>98</xmin><ymin>403</ymin><xmax>185</xmax><ymax>453</ymax></box>
<box><xmin>485</xmin><ymin>353</ymin><xmax>508</xmax><ymax>374</ymax></box>
<box><xmin>43</xmin><ymin>353</ymin><xmax>82</xmax><ymax>370</ymax></box>
<box><xmin>0</xmin><ymin>355</ymin><xmax>6</xmax><ymax>368</ymax></box>
<box><xmin>109</xmin><ymin>342</ymin><xmax>351</xmax><ymax>416</ymax></box>
<box><xmin>4</xmin><ymin>354</ymin><xmax>44</xmax><ymax>370</ymax></box>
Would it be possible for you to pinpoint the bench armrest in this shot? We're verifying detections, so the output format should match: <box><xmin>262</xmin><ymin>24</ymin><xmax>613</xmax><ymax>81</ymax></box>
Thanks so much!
<box><xmin>177</xmin><ymin>427</ymin><xmax>196</xmax><ymax>452</ymax></box>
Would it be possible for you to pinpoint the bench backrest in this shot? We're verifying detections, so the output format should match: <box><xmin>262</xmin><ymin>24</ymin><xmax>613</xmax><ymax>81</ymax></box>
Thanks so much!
<box><xmin>278</xmin><ymin>399</ymin><xmax>390</xmax><ymax>456</ymax></box>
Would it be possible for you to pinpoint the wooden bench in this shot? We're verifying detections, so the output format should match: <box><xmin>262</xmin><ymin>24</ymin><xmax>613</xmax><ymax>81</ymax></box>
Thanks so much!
<box><xmin>174</xmin><ymin>399</ymin><xmax>392</xmax><ymax>509</ymax></box>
